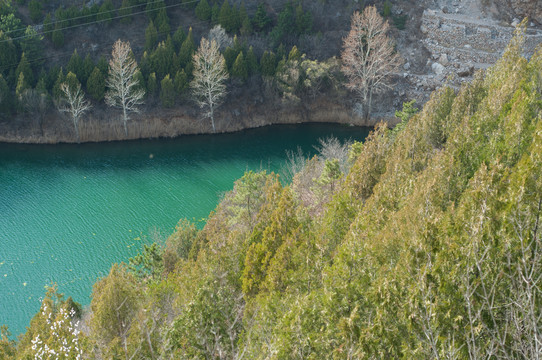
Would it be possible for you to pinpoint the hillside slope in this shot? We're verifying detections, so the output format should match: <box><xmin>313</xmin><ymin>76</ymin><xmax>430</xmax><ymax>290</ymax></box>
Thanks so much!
<box><xmin>3</xmin><ymin>27</ymin><xmax>542</xmax><ymax>359</ymax></box>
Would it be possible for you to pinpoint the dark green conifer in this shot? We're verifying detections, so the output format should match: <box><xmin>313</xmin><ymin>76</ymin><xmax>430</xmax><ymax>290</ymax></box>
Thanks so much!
<box><xmin>178</xmin><ymin>27</ymin><xmax>195</xmax><ymax>68</ymax></box>
<box><xmin>195</xmin><ymin>0</ymin><xmax>211</xmax><ymax>21</ymax></box>
<box><xmin>119</xmin><ymin>0</ymin><xmax>133</xmax><ymax>24</ymax></box>
<box><xmin>147</xmin><ymin>72</ymin><xmax>157</xmax><ymax>97</ymax></box>
<box><xmin>160</xmin><ymin>74</ymin><xmax>175</xmax><ymax>107</ymax></box>
<box><xmin>145</xmin><ymin>20</ymin><xmax>158</xmax><ymax>52</ymax></box>
<box><xmin>231</xmin><ymin>52</ymin><xmax>248</xmax><ymax>81</ymax></box>
<box><xmin>86</xmin><ymin>67</ymin><xmax>105</xmax><ymax>101</ymax></box>
<box><xmin>174</xmin><ymin>69</ymin><xmax>188</xmax><ymax>96</ymax></box>
<box><xmin>260</xmin><ymin>51</ymin><xmax>277</xmax><ymax>76</ymax></box>
<box><xmin>172</xmin><ymin>26</ymin><xmax>186</xmax><ymax>52</ymax></box>
<box><xmin>252</xmin><ymin>2</ymin><xmax>271</xmax><ymax>32</ymax></box>
<box><xmin>246</xmin><ymin>46</ymin><xmax>259</xmax><ymax>75</ymax></box>
<box><xmin>15</xmin><ymin>52</ymin><xmax>34</xmax><ymax>87</ymax></box>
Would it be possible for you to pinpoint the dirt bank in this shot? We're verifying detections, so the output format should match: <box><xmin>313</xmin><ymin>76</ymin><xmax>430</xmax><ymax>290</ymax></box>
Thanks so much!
<box><xmin>0</xmin><ymin>96</ymin><xmax>391</xmax><ymax>144</ymax></box>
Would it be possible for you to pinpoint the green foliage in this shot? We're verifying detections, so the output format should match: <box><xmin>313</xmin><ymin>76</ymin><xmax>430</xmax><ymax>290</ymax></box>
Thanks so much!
<box><xmin>66</xmin><ymin>49</ymin><xmax>83</xmax><ymax>81</ymax></box>
<box><xmin>145</xmin><ymin>20</ymin><xmax>158</xmax><ymax>52</ymax></box>
<box><xmin>269</xmin><ymin>1</ymin><xmax>312</xmax><ymax>47</ymax></box>
<box><xmin>147</xmin><ymin>71</ymin><xmax>157</xmax><ymax>96</ymax></box>
<box><xmin>0</xmin><ymin>325</ymin><xmax>16</xmax><ymax>359</ymax></box>
<box><xmin>16</xmin><ymin>286</ymin><xmax>85</xmax><ymax>359</ymax></box>
<box><xmin>119</xmin><ymin>0</ymin><xmax>133</xmax><ymax>24</ymax></box>
<box><xmin>218</xmin><ymin>0</ymin><xmax>239</xmax><ymax>33</ymax></box>
<box><xmin>382</xmin><ymin>0</ymin><xmax>392</xmax><ymax>17</ymax></box>
<box><xmin>172</xmin><ymin>26</ymin><xmax>186</xmax><ymax>52</ymax></box>
<box><xmin>51</xmin><ymin>25</ymin><xmax>64</xmax><ymax>48</ymax></box>
<box><xmin>0</xmin><ymin>31</ymin><xmax>17</xmax><ymax>78</ymax></box>
<box><xmin>155</xmin><ymin>7</ymin><xmax>170</xmax><ymax>35</ymax></box>
<box><xmin>246</xmin><ymin>46</ymin><xmax>259</xmax><ymax>75</ymax></box>
<box><xmin>0</xmin><ymin>13</ymin><xmax>21</xmax><ymax>35</ymax></box>
<box><xmin>159</xmin><ymin>74</ymin><xmax>175</xmax><ymax>107</ymax></box>
<box><xmin>151</xmin><ymin>40</ymin><xmax>175</xmax><ymax>80</ymax></box>
<box><xmin>129</xmin><ymin>243</ymin><xmax>164</xmax><ymax>281</ymax></box>
<box><xmin>260</xmin><ymin>50</ymin><xmax>277</xmax><ymax>76</ymax></box>
<box><xmin>252</xmin><ymin>2</ymin><xmax>271</xmax><ymax>32</ymax></box>
<box><xmin>21</xmin><ymin>26</ymin><xmax>43</xmax><ymax>66</ymax></box>
<box><xmin>91</xmin><ymin>263</ymin><xmax>140</xmax><ymax>357</ymax></box>
<box><xmin>223</xmin><ymin>46</ymin><xmax>238</xmax><ymax>71</ymax></box>
<box><xmin>163</xmin><ymin>219</ymin><xmax>198</xmax><ymax>272</ymax></box>
<box><xmin>10</xmin><ymin>30</ymin><xmax>542</xmax><ymax>360</ymax></box>
<box><xmin>173</xmin><ymin>69</ymin><xmax>188</xmax><ymax>96</ymax></box>
<box><xmin>97</xmin><ymin>0</ymin><xmax>114</xmax><ymax>25</ymax></box>
<box><xmin>43</xmin><ymin>13</ymin><xmax>53</xmax><ymax>38</ymax></box>
<box><xmin>178</xmin><ymin>27</ymin><xmax>195</xmax><ymax>68</ymax></box>
<box><xmin>195</xmin><ymin>0</ymin><xmax>211</xmax><ymax>21</ymax></box>
<box><xmin>52</xmin><ymin>67</ymin><xmax>65</xmax><ymax>100</ymax></box>
<box><xmin>28</xmin><ymin>0</ymin><xmax>42</xmax><ymax>23</ymax></box>
<box><xmin>211</xmin><ymin>3</ymin><xmax>220</xmax><ymax>25</ymax></box>
<box><xmin>87</xmin><ymin>66</ymin><xmax>106</xmax><ymax>101</ymax></box>
<box><xmin>15</xmin><ymin>52</ymin><xmax>34</xmax><ymax>88</ymax></box>
<box><xmin>0</xmin><ymin>74</ymin><xmax>14</xmax><ymax>116</ymax></box>
<box><xmin>146</xmin><ymin>0</ymin><xmax>164</xmax><ymax>21</ymax></box>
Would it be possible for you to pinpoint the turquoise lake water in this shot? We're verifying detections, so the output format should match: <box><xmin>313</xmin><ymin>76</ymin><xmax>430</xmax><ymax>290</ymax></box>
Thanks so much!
<box><xmin>0</xmin><ymin>123</ymin><xmax>369</xmax><ymax>336</ymax></box>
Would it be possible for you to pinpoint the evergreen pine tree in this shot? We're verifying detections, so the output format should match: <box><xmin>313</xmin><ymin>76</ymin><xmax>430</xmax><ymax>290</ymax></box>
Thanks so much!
<box><xmin>28</xmin><ymin>0</ymin><xmax>42</xmax><ymax>23</ymax></box>
<box><xmin>218</xmin><ymin>0</ymin><xmax>234</xmax><ymax>32</ymax></box>
<box><xmin>52</xmin><ymin>68</ymin><xmax>65</xmax><ymax>100</ymax></box>
<box><xmin>195</xmin><ymin>0</ymin><xmax>211</xmax><ymax>21</ymax></box>
<box><xmin>52</xmin><ymin>25</ymin><xmax>64</xmax><ymax>48</ymax></box>
<box><xmin>246</xmin><ymin>46</ymin><xmax>259</xmax><ymax>75</ymax></box>
<box><xmin>260</xmin><ymin>51</ymin><xmax>277</xmax><ymax>76</ymax></box>
<box><xmin>0</xmin><ymin>32</ymin><xmax>17</xmax><ymax>78</ymax></box>
<box><xmin>0</xmin><ymin>74</ymin><xmax>13</xmax><ymax>115</ymax></box>
<box><xmin>252</xmin><ymin>2</ymin><xmax>271</xmax><ymax>32</ymax></box>
<box><xmin>223</xmin><ymin>46</ymin><xmax>238</xmax><ymax>71</ymax></box>
<box><xmin>97</xmin><ymin>56</ymin><xmax>108</xmax><ymax>75</ymax></box>
<box><xmin>156</xmin><ymin>8</ymin><xmax>170</xmax><ymax>36</ymax></box>
<box><xmin>174</xmin><ymin>69</ymin><xmax>188</xmax><ymax>96</ymax></box>
<box><xmin>119</xmin><ymin>0</ymin><xmax>133</xmax><ymax>24</ymax></box>
<box><xmin>82</xmin><ymin>54</ymin><xmax>95</xmax><ymax>86</ymax></box>
<box><xmin>87</xmin><ymin>67</ymin><xmax>105</xmax><ymax>101</ymax></box>
<box><xmin>67</xmin><ymin>50</ymin><xmax>83</xmax><ymax>81</ymax></box>
<box><xmin>15</xmin><ymin>53</ymin><xmax>34</xmax><ymax>87</ymax></box>
<box><xmin>147</xmin><ymin>72</ymin><xmax>157</xmax><ymax>97</ymax></box>
<box><xmin>231</xmin><ymin>52</ymin><xmax>248</xmax><ymax>81</ymax></box>
<box><xmin>97</xmin><ymin>0</ymin><xmax>114</xmax><ymax>25</ymax></box>
<box><xmin>15</xmin><ymin>72</ymin><xmax>29</xmax><ymax>98</ymax></box>
<box><xmin>178</xmin><ymin>27</ymin><xmax>195</xmax><ymax>68</ymax></box>
<box><xmin>211</xmin><ymin>3</ymin><xmax>220</xmax><ymax>25</ymax></box>
<box><xmin>43</xmin><ymin>13</ymin><xmax>53</xmax><ymax>39</ymax></box>
<box><xmin>145</xmin><ymin>20</ymin><xmax>158</xmax><ymax>52</ymax></box>
<box><xmin>172</xmin><ymin>26</ymin><xmax>186</xmax><ymax>52</ymax></box>
<box><xmin>160</xmin><ymin>74</ymin><xmax>175</xmax><ymax>107</ymax></box>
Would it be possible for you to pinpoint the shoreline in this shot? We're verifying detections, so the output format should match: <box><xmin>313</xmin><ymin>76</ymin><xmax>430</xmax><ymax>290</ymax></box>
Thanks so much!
<box><xmin>0</xmin><ymin>97</ymin><xmax>395</xmax><ymax>145</ymax></box>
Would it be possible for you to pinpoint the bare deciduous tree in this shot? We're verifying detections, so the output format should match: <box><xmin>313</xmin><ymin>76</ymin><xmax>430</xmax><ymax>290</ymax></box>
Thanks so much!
<box><xmin>105</xmin><ymin>39</ymin><xmax>145</xmax><ymax>136</ymax></box>
<box><xmin>190</xmin><ymin>37</ymin><xmax>229</xmax><ymax>133</ymax></box>
<box><xmin>58</xmin><ymin>82</ymin><xmax>91</xmax><ymax>143</ymax></box>
<box><xmin>208</xmin><ymin>25</ymin><xmax>232</xmax><ymax>50</ymax></box>
<box><xmin>341</xmin><ymin>6</ymin><xmax>402</xmax><ymax>120</ymax></box>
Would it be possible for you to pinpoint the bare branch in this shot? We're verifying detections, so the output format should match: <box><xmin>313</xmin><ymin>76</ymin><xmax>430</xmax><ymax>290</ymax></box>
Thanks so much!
<box><xmin>190</xmin><ymin>37</ymin><xmax>229</xmax><ymax>133</ymax></box>
<box><xmin>105</xmin><ymin>39</ymin><xmax>145</xmax><ymax>136</ymax></box>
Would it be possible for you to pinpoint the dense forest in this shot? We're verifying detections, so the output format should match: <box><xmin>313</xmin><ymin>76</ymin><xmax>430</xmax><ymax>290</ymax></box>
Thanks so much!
<box><xmin>0</xmin><ymin>0</ymin><xmax>392</xmax><ymax>141</ymax></box>
<box><xmin>1</xmin><ymin>24</ymin><xmax>541</xmax><ymax>358</ymax></box>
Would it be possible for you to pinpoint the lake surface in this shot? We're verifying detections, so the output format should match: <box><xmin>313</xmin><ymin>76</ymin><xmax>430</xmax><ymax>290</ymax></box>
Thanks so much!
<box><xmin>0</xmin><ymin>123</ymin><xmax>369</xmax><ymax>336</ymax></box>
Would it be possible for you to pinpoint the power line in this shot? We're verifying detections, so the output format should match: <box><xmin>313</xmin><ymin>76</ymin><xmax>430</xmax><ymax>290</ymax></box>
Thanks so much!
<box><xmin>0</xmin><ymin>0</ymin><xmax>296</xmax><ymax>74</ymax></box>
<box><xmin>1</xmin><ymin>0</ymin><xmax>192</xmax><ymax>38</ymax></box>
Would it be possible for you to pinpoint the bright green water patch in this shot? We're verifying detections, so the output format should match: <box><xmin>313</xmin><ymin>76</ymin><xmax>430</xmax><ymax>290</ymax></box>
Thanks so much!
<box><xmin>0</xmin><ymin>123</ymin><xmax>369</xmax><ymax>336</ymax></box>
